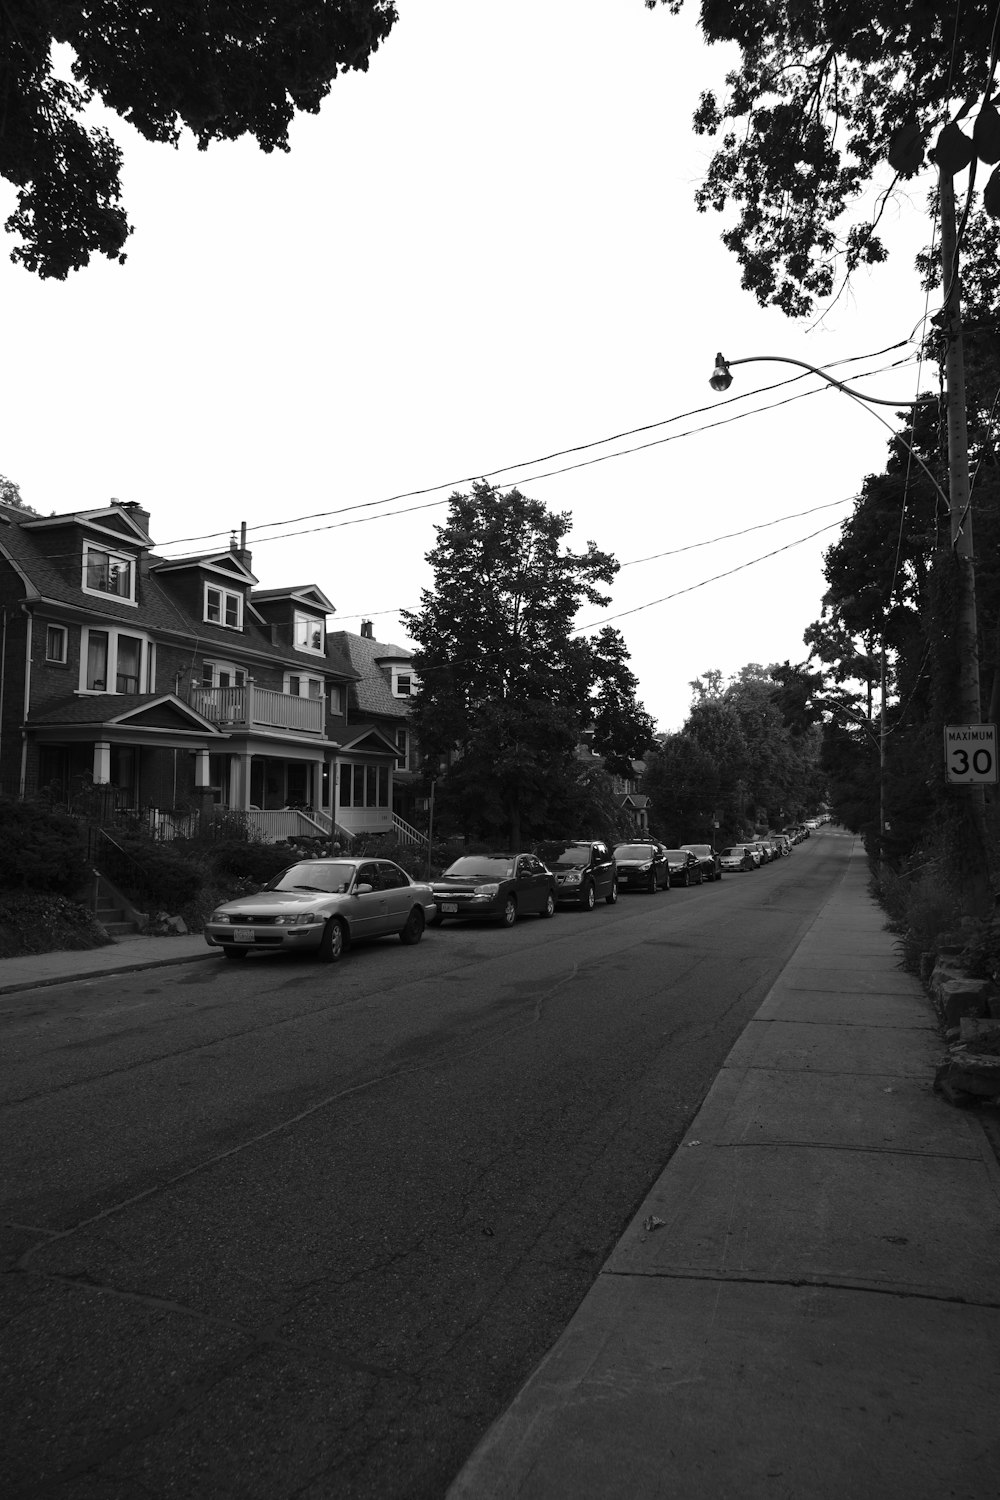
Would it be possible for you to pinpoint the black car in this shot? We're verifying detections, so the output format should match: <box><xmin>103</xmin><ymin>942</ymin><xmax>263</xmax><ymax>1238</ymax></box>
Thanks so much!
<box><xmin>663</xmin><ymin>848</ymin><xmax>705</xmax><ymax>887</ymax></box>
<box><xmin>613</xmin><ymin>841</ymin><xmax>670</xmax><ymax>892</ymax></box>
<box><xmin>680</xmin><ymin>843</ymin><xmax>722</xmax><ymax>882</ymax></box>
<box><xmin>430</xmin><ymin>853</ymin><xmax>557</xmax><ymax>927</ymax></box>
<box><xmin>537</xmin><ymin>840</ymin><xmax>618</xmax><ymax>909</ymax></box>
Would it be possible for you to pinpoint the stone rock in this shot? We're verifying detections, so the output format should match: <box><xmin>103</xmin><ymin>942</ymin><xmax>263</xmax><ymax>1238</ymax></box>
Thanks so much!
<box><xmin>935</xmin><ymin>978</ymin><xmax>992</xmax><ymax>1029</ymax></box>
<box><xmin>959</xmin><ymin>1017</ymin><xmax>1000</xmax><ymax>1048</ymax></box>
<box><xmin>935</xmin><ymin>1049</ymin><xmax>1000</xmax><ymax>1099</ymax></box>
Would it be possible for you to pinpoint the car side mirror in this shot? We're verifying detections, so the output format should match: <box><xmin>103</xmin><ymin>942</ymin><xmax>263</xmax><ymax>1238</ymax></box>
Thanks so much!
<box><xmin>355</xmin><ymin>883</ymin><xmax>373</xmax><ymax>895</ymax></box>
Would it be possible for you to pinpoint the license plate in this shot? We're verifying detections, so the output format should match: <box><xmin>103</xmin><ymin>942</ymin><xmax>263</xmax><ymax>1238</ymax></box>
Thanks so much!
<box><xmin>441</xmin><ymin>902</ymin><xmax>459</xmax><ymax>913</ymax></box>
<box><xmin>234</xmin><ymin>927</ymin><xmax>255</xmax><ymax>943</ymax></box>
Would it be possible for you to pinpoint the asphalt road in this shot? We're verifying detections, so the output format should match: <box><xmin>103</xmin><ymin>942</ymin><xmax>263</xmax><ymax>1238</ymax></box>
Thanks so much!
<box><xmin>2</xmin><ymin>831</ymin><xmax>849</xmax><ymax>1498</ymax></box>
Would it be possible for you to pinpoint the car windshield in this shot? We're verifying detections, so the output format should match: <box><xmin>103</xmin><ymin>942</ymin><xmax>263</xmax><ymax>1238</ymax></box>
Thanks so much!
<box><xmin>720</xmin><ymin>847</ymin><xmax>743</xmax><ymax>857</ymax></box>
<box><xmin>682</xmin><ymin>845</ymin><xmax>710</xmax><ymax>855</ymax></box>
<box><xmin>441</xmin><ymin>857</ymin><xmax>514</xmax><ymax>879</ymax></box>
<box><xmin>664</xmin><ymin>850</ymin><xmax>687</xmax><ymax>861</ymax></box>
<box><xmin>614</xmin><ymin>845</ymin><xmax>655</xmax><ymax>860</ymax></box>
<box><xmin>538</xmin><ymin>843</ymin><xmax>591</xmax><ymax>867</ymax></box>
<box><xmin>267</xmin><ymin>861</ymin><xmax>356</xmax><ymax>894</ymax></box>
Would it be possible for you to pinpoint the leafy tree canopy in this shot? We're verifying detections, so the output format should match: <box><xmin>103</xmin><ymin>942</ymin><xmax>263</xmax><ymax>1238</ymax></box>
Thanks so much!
<box><xmin>0</xmin><ymin>1</ymin><xmax>397</xmax><ymax>278</ymax></box>
<box><xmin>649</xmin><ymin>0</ymin><xmax>1000</xmax><ymax>314</ymax></box>
<box><xmin>401</xmin><ymin>482</ymin><xmax>653</xmax><ymax>846</ymax></box>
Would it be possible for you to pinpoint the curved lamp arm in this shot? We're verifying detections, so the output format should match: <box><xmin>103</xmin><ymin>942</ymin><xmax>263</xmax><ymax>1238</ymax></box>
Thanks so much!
<box><xmin>710</xmin><ymin>352</ymin><xmax>932</xmax><ymax>409</ymax></box>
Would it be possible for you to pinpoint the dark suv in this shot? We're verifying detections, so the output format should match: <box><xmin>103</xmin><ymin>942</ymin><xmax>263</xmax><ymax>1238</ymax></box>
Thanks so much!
<box><xmin>538</xmin><ymin>840</ymin><xmax>617</xmax><ymax>910</ymax></box>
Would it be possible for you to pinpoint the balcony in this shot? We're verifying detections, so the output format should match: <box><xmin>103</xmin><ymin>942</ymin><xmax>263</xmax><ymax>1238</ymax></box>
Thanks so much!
<box><xmin>188</xmin><ymin>685</ymin><xmax>325</xmax><ymax>736</ymax></box>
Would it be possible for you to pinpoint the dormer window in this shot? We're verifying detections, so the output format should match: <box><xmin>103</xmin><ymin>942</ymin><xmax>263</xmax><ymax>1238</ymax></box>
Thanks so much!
<box><xmin>294</xmin><ymin>611</ymin><xmax>324</xmax><ymax>654</ymax></box>
<box><xmin>391</xmin><ymin>665</ymin><xmax>417</xmax><ymax>697</ymax></box>
<box><xmin>205</xmin><ymin>584</ymin><xmax>242</xmax><ymax>630</ymax></box>
<box><xmin>82</xmin><ymin>543</ymin><xmax>135</xmax><ymax>604</ymax></box>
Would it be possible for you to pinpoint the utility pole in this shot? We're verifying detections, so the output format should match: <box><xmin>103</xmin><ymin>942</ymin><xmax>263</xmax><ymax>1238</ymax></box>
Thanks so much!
<box><xmin>939</xmin><ymin>166</ymin><xmax>992</xmax><ymax>908</ymax></box>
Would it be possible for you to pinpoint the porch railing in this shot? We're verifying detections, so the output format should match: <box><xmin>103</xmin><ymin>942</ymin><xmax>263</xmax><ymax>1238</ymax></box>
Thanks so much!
<box><xmin>189</xmin><ymin>685</ymin><xmax>324</xmax><ymax>735</ymax></box>
<box><xmin>392</xmin><ymin>813</ymin><xmax>424</xmax><ymax>845</ymax></box>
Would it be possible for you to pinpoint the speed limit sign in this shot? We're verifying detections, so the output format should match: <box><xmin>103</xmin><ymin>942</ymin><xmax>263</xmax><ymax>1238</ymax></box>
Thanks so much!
<box><xmin>944</xmin><ymin>724</ymin><xmax>998</xmax><ymax>784</ymax></box>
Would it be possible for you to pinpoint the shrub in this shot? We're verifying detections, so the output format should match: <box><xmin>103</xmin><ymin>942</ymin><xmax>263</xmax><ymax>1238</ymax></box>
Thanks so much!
<box><xmin>204</xmin><ymin>839</ymin><xmax>294</xmax><ymax>884</ymax></box>
<box><xmin>105</xmin><ymin>836</ymin><xmax>203</xmax><ymax>911</ymax></box>
<box><xmin>0</xmin><ymin>893</ymin><xmax>112</xmax><ymax>958</ymax></box>
<box><xmin>0</xmin><ymin>797</ymin><xmax>90</xmax><ymax>896</ymax></box>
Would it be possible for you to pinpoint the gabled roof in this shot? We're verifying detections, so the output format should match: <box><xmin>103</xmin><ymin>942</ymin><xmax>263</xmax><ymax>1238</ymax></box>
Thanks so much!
<box><xmin>17</xmin><ymin>503</ymin><xmax>153</xmax><ymax>546</ymax></box>
<box><xmin>27</xmin><ymin>693</ymin><xmax>225</xmax><ymax>734</ymax></box>
<box><xmin>253</xmin><ymin>584</ymin><xmax>335</xmax><ymax>615</ymax></box>
<box><xmin>337</xmin><ymin>722</ymin><xmax>402</xmax><ymax>757</ymax></box>
<box><xmin>149</xmin><ymin>551</ymin><xmax>258</xmax><ymax>586</ymax></box>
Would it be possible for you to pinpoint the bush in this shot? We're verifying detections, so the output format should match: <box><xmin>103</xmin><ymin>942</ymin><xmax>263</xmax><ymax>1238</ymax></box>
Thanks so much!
<box><xmin>0</xmin><ymin>797</ymin><xmax>90</xmax><ymax>896</ymax></box>
<box><xmin>203</xmin><ymin>839</ymin><xmax>295</xmax><ymax>884</ymax></box>
<box><xmin>0</xmin><ymin>893</ymin><xmax>112</xmax><ymax>958</ymax></box>
<box><xmin>107</xmin><ymin>836</ymin><xmax>203</xmax><ymax>911</ymax></box>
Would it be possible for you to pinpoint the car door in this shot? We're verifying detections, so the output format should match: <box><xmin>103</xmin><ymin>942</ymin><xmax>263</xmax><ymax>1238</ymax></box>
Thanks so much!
<box><xmin>591</xmin><ymin>843</ymin><xmax>611</xmax><ymax>898</ymax></box>
<box><xmin>352</xmin><ymin>862</ymin><xmax>388</xmax><ymax>937</ymax></box>
<box><xmin>517</xmin><ymin>855</ymin><xmax>546</xmax><ymax>913</ymax></box>
<box><xmin>378</xmin><ymin>861</ymin><xmax>414</xmax><ymax>931</ymax></box>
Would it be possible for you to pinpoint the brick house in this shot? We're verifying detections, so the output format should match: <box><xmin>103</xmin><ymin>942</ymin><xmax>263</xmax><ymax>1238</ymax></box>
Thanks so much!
<box><xmin>0</xmin><ymin>498</ymin><xmax>402</xmax><ymax>840</ymax></box>
<box><xmin>326</xmin><ymin>621</ymin><xmax>422</xmax><ymax>834</ymax></box>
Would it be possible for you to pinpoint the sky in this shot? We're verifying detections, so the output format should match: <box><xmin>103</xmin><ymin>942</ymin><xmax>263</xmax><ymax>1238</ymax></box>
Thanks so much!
<box><xmin>0</xmin><ymin>0</ymin><xmax>939</xmax><ymax>731</ymax></box>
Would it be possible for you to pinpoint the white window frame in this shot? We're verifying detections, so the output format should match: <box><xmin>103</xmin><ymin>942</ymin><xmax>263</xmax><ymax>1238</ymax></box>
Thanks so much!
<box><xmin>284</xmin><ymin>672</ymin><xmax>324</xmax><ymax>698</ymax></box>
<box><xmin>202</xmin><ymin>660</ymin><xmax>247</xmax><ymax>689</ymax></box>
<box><xmin>45</xmin><ymin>624</ymin><xmax>68</xmax><ymax>664</ymax></box>
<box><xmin>395</xmin><ymin>726</ymin><xmax>409</xmax><ymax>770</ymax></box>
<box><xmin>78</xmin><ymin>627</ymin><xmax>155</xmax><ymax>695</ymax></box>
<box><xmin>329</xmin><ymin>683</ymin><xmax>345</xmax><ymax>714</ymax></box>
<box><xmin>204</xmin><ymin>583</ymin><xmax>243</xmax><ymax>630</ymax></box>
<box><xmin>392</xmin><ymin>665</ymin><xmax>417</xmax><ymax>697</ymax></box>
<box><xmin>293</xmin><ymin>610</ymin><xmax>325</xmax><ymax>655</ymax></box>
<box><xmin>82</xmin><ymin>542</ymin><xmax>137</xmax><ymax>605</ymax></box>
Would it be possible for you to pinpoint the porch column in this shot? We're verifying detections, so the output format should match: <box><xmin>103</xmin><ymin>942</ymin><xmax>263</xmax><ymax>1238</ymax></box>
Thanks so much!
<box><xmin>227</xmin><ymin>753</ymin><xmax>252</xmax><ymax>809</ymax></box>
<box><xmin>93</xmin><ymin>741</ymin><xmax>111</xmax><ymax>785</ymax></box>
<box><xmin>194</xmin><ymin>747</ymin><xmax>211</xmax><ymax>789</ymax></box>
<box><xmin>313</xmin><ymin>758</ymin><xmax>324</xmax><ymax>814</ymax></box>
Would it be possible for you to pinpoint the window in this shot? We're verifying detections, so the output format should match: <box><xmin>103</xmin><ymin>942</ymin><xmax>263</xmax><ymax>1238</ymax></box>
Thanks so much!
<box><xmin>82</xmin><ymin>544</ymin><xmax>135</xmax><ymax>603</ymax></box>
<box><xmin>338</xmin><ymin>761</ymin><xmax>391</xmax><ymax>808</ymax></box>
<box><xmin>329</xmin><ymin>683</ymin><xmax>345</xmax><ymax>714</ymax></box>
<box><xmin>395</xmin><ymin>673</ymin><xmax>412</xmax><ymax>697</ymax></box>
<box><xmin>395</xmin><ymin>726</ymin><xmax>408</xmax><ymax>770</ymax></box>
<box><xmin>285</xmin><ymin>673</ymin><xmax>323</xmax><ymax>698</ymax></box>
<box><xmin>202</xmin><ymin>661</ymin><xmax>246</xmax><ymax>689</ymax></box>
<box><xmin>294</xmin><ymin>611</ymin><xmax>324</xmax><ymax>654</ymax></box>
<box><xmin>204</xmin><ymin>584</ymin><xmax>242</xmax><ymax>630</ymax></box>
<box><xmin>45</xmin><ymin>625</ymin><xmax>68</xmax><ymax>664</ymax></box>
<box><xmin>80</xmin><ymin>628</ymin><xmax>154</xmax><ymax>694</ymax></box>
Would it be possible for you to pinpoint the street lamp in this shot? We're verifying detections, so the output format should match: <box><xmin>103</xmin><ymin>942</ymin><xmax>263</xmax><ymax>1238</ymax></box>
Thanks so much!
<box><xmin>709</xmin><ymin>352</ymin><xmax>931</xmax><ymax>409</ymax></box>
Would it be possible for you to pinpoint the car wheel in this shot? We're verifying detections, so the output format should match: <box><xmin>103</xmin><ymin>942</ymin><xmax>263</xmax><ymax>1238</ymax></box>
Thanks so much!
<box><xmin>683</xmin><ymin>870</ymin><xmax>691</xmax><ymax>887</ymax></box>
<box><xmin>696</xmin><ymin>868</ymin><xmax>704</xmax><ymax>884</ymax></box>
<box><xmin>222</xmin><ymin>947</ymin><xmax>248</xmax><ymax>962</ymax></box>
<box><xmin>606</xmin><ymin>881</ymin><xmax>618</xmax><ymax>905</ymax></box>
<box><xmin>581</xmin><ymin>882</ymin><xmax>596</xmax><ymax>911</ymax></box>
<box><xmin>647</xmin><ymin>870</ymin><xmax>657</xmax><ymax>894</ymax></box>
<box><xmin>540</xmin><ymin>892</ymin><xmax>556</xmax><ymax>918</ymax></box>
<box><xmin>318</xmin><ymin>916</ymin><xmax>347</xmax><ymax>963</ymax></box>
<box><xmin>399</xmin><ymin>907</ymin><xmax>425</xmax><ymax>945</ymax></box>
<box><xmin>501</xmin><ymin>894</ymin><xmax>518</xmax><ymax>927</ymax></box>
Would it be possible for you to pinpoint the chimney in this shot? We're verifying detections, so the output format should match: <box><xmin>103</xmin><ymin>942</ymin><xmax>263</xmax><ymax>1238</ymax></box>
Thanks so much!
<box><xmin>119</xmin><ymin>500</ymin><xmax>151</xmax><ymax>536</ymax></box>
<box><xmin>361</xmin><ymin>620</ymin><xmax>374</xmax><ymax>639</ymax></box>
<box><xmin>230</xmin><ymin>521</ymin><xmax>252</xmax><ymax>570</ymax></box>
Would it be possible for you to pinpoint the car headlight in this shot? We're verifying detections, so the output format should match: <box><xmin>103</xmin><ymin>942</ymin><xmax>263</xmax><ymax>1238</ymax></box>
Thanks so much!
<box><xmin>560</xmin><ymin>870</ymin><xmax>582</xmax><ymax>884</ymax></box>
<box><xmin>210</xmin><ymin>911</ymin><xmax>231</xmax><ymax>924</ymax></box>
<box><xmin>638</xmin><ymin>862</ymin><xmax>651</xmax><ymax>872</ymax></box>
<box><xmin>272</xmin><ymin>913</ymin><xmax>316</xmax><ymax>926</ymax></box>
<box><xmin>472</xmin><ymin>884</ymin><xmax>500</xmax><ymax>899</ymax></box>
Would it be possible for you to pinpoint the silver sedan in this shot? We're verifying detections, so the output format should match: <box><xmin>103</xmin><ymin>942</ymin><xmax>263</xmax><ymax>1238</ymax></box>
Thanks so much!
<box><xmin>204</xmin><ymin>857</ymin><xmax>437</xmax><ymax>963</ymax></box>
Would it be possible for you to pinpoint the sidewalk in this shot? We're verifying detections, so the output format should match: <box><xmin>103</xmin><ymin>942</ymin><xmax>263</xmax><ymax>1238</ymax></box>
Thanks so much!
<box><xmin>0</xmin><ymin>931</ymin><xmax>215</xmax><ymax>997</ymax></box>
<box><xmin>448</xmin><ymin>840</ymin><xmax>1000</xmax><ymax>1499</ymax></box>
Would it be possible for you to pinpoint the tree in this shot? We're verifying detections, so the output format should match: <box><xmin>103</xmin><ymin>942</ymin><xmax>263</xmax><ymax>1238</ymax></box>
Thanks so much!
<box><xmin>0</xmin><ymin>2</ymin><xmax>397</xmax><ymax>278</ymax></box>
<box><xmin>401</xmin><ymin>483</ymin><xmax>652</xmax><ymax>848</ymax></box>
<box><xmin>649</xmin><ymin>0</ymin><xmax>1000</xmax><ymax>315</ymax></box>
<box><xmin>0</xmin><ymin>473</ymin><xmax>38</xmax><ymax>513</ymax></box>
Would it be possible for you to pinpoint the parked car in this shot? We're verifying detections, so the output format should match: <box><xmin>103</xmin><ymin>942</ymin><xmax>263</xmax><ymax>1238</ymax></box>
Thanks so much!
<box><xmin>663</xmin><ymin>848</ymin><xmax>704</xmax><ymax>887</ymax></box>
<box><xmin>205</xmin><ymin>857</ymin><xmax>437</xmax><ymax>963</ymax></box>
<box><xmin>719</xmin><ymin>844</ymin><xmax>756</xmax><ymax>873</ymax></box>
<box><xmin>750</xmin><ymin>840</ymin><xmax>772</xmax><ymax>865</ymax></box>
<box><xmin>537</xmin><ymin>839</ymin><xmax>618</xmax><ymax>909</ymax></box>
<box><xmin>773</xmin><ymin>834</ymin><xmax>792</xmax><ymax>857</ymax></box>
<box><xmin>429</xmin><ymin>853</ymin><xmax>557</xmax><ymax>927</ymax></box>
<box><xmin>680</xmin><ymin>843</ymin><xmax>722</xmax><ymax>882</ymax></box>
<box><xmin>613</xmin><ymin>841</ymin><xmax>670</xmax><ymax>892</ymax></box>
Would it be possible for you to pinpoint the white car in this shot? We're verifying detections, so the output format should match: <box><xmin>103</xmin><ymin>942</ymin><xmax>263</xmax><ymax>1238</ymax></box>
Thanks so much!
<box><xmin>719</xmin><ymin>844</ymin><xmax>757</xmax><ymax>872</ymax></box>
<box><xmin>204</xmin><ymin>857</ymin><xmax>437</xmax><ymax>963</ymax></box>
